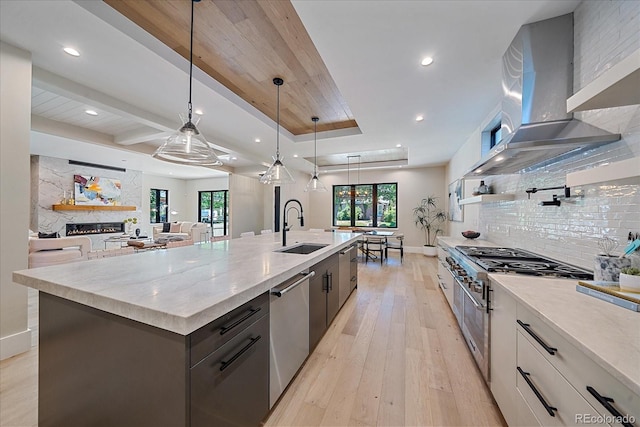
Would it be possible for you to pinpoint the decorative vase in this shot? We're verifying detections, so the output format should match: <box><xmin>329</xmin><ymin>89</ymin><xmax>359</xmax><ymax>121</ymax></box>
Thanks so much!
<box><xmin>594</xmin><ymin>255</ymin><xmax>631</xmax><ymax>282</ymax></box>
<box><xmin>423</xmin><ymin>246</ymin><xmax>437</xmax><ymax>257</ymax></box>
<box><xmin>619</xmin><ymin>273</ymin><xmax>640</xmax><ymax>293</ymax></box>
<box><xmin>127</xmin><ymin>223</ymin><xmax>133</xmax><ymax>235</ymax></box>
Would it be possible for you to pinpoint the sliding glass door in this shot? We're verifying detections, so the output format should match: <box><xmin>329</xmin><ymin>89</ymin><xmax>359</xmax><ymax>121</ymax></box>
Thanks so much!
<box><xmin>198</xmin><ymin>190</ymin><xmax>229</xmax><ymax>237</ymax></box>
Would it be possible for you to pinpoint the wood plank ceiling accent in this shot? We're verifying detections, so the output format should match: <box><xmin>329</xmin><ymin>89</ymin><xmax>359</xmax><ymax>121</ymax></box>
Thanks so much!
<box><xmin>103</xmin><ymin>0</ymin><xmax>358</xmax><ymax>136</ymax></box>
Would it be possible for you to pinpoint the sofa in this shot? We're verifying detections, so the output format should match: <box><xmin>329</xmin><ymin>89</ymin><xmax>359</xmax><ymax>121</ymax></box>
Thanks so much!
<box><xmin>152</xmin><ymin>222</ymin><xmax>209</xmax><ymax>242</ymax></box>
<box><xmin>28</xmin><ymin>236</ymin><xmax>92</xmax><ymax>268</ymax></box>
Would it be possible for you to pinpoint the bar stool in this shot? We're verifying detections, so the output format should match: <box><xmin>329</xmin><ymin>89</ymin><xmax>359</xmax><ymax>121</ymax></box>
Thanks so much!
<box><xmin>385</xmin><ymin>234</ymin><xmax>404</xmax><ymax>263</ymax></box>
<box><xmin>364</xmin><ymin>235</ymin><xmax>386</xmax><ymax>264</ymax></box>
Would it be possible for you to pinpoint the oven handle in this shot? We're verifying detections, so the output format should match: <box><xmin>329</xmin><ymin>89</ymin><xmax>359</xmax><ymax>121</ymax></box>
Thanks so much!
<box><xmin>455</xmin><ymin>277</ymin><xmax>485</xmax><ymax>310</ymax></box>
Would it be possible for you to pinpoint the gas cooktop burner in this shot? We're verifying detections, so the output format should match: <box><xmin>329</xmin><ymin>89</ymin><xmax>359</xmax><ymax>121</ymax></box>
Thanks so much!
<box><xmin>454</xmin><ymin>245</ymin><xmax>594</xmax><ymax>280</ymax></box>
<box><xmin>476</xmin><ymin>258</ymin><xmax>594</xmax><ymax>279</ymax></box>
<box><xmin>456</xmin><ymin>246</ymin><xmax>539</xmax><ymax>259</ymax></box>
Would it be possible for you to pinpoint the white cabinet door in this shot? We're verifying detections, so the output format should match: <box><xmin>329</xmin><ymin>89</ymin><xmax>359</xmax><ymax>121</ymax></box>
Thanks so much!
<box><xmin>489</xmin><ymin>282</ymin><xmax>518</xmax><ymax>426</ymax></box>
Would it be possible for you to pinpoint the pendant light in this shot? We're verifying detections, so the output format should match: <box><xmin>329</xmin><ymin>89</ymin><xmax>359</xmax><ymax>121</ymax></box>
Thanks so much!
<box><xmin>152</xmin><ymin>0</ymin><xmax>222</xmax><ymax>167</ymax></box>
<box><xmin>304</xmin><ymin>117</ymin><xmax>327</xmax><ymax>192</ymax></box>
<box><xmin>260</xmin><ymin>77</ymin><xmax>294</xmax><ymax>184</ymax></box>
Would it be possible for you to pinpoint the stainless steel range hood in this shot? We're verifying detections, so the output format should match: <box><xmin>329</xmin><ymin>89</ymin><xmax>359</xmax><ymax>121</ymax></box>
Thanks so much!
<box><xmin>465</xmin><ymin>13</ymin><xmax>620</xmax><ymax>177</ymax></box>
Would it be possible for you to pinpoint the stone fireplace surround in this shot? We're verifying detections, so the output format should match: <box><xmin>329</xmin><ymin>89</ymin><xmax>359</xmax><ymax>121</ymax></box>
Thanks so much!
<box><xmin>32</xmin><ymin>155</ymin><xmax>143</xmax><ymax>249</ymax></box>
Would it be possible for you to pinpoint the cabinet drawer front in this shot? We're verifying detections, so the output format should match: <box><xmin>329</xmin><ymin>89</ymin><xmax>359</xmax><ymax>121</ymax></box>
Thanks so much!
<box><xmin>517</xmin><ymin>331</ymin><xmax>606</xmax><ymax>426</ymax></box>
<box><xmin>190</xmin><ymin>292</ymin><xmax>269</xmax><ymax>366</ymax></box>
<box><xmin>517</xmin><ymin>304</ymin><xmax>640</xmax><ymax>425</ymax></box>
<box><xmin>191</xmin><ymin>314</ymin><xmax>269</xmax><ymax>427</ymax></box>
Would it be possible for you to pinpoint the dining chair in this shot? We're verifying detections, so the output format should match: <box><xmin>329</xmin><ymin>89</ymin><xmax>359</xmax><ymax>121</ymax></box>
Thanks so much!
<box><xmin>260</xmin><ymin>229</ymin><xmax>273</xmax><ymax>234</ymax></box>
<box><xmin>385</xmin><ymin>233</ymin><xmax>404</xmax><ymax>263</ymax></box>
<box><xmin>240</xmin><ymin>231</ymin><xmax>255</xmax><ymax>238</ymax></box>
<box><xmin>364</xmin><ymin>235</ymin><xmax>386</xmax><ymax>265</ymax></box>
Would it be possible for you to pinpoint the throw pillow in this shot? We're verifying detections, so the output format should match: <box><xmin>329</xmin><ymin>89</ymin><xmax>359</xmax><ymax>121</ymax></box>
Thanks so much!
<box><xmin>38</xmin><ymin>232</ymin><xmax>59</xmax><ymax>238</ymax></box>
<box><xmin>127</xmin><ymin>241</ymin><xmax>145</xmax><ymax>248</ymax></box>
<box><xmin>162</xmin><ymin>222</ymin><xmax>171</xmax><ymax>233</ymax></box>
<box><xmin>169</xmin><ymin>223</ymin><xmax>181</xmax><ymax>233</ymax></box>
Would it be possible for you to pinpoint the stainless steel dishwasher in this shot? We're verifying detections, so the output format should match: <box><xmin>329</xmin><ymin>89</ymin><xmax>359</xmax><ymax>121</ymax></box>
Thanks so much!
<box><xmin>338</xmin><ymin>245</ymin><xmax>354</xmax><ymax>308</ymax></box>
<box><xmin>269</xmin><ymin>269</ymin><xmax>314</xmax><ymax>408</ymax></box>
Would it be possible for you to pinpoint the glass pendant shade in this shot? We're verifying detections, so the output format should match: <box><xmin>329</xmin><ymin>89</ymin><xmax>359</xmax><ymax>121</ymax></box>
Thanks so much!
<box><xmin>262</xmin><ymin>155</ymin><xmax>295</xmax><ymax>184</ymax></box>
<box><xmin>260</xmin><ymin>77</ymin><xmax>294</xmax><ymax>185</ymax></box>
<box><xmin>305</xmin><ymin>173</ymin><xmax>327</xmax><ymax>192</ymax></box>
<box><xmin>153</xmin><ymin>114</ymin><xmax>222</xmax><ymax>166</ymax></box>
<box><xmin>304</xmin><ymin>116</ymin><xmax>327</xmax><ymax>192</ymax></box>
<box><xmin>152</xmin><ymin>0</ymin><xmax>222</xmax><ymax>167</ymax></box>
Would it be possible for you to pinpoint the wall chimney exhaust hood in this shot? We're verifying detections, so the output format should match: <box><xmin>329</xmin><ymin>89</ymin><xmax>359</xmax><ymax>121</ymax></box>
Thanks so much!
<box><xmin>465</xmin><ymin>14</ymin><xmax>620</xmax><ymax>178</ymax></box>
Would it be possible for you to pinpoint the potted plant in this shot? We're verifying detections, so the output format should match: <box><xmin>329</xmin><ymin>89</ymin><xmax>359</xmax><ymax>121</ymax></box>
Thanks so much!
<box><xmin>413</xmin><ymin>195</ymin><xmax>447</xmax><ymax>256</ymax></box>
<box><xmin>619</xmin><ymin>267</ymin><xmax>640</xmax><ymax>293</ymax></box>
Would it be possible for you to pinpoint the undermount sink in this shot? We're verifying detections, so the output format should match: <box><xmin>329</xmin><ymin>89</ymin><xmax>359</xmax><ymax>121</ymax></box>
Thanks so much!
<box><xmin>275</xmin><ymin>243</ymin><xmax>329</xmax><ymax>254</ymax></box>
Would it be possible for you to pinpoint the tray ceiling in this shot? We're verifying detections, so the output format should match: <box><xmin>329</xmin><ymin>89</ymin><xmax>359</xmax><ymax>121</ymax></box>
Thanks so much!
<box><xmin>104</xmin><ymin>0</ymin><xmax>359</xmax><ymax>137</ymax></box>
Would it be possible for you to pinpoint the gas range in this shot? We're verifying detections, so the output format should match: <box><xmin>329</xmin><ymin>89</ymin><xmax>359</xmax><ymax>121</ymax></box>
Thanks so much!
<box><xmin>454</xmin><ymin>246</ymin><xmax>594</xmax><ymax>280</ymax></box>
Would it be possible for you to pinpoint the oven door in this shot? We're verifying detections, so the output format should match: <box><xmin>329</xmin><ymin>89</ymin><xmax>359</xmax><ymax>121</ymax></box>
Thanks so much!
<box><xmin>459</xmin><ymin>283</ymin><xmax>489</xmax><ymax>382</ymax></box>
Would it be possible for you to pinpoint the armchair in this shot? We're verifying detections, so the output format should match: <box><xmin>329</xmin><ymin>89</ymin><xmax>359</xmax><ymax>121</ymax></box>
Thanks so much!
<box><xmin>28</xmin><ymin>236</ymin><xmax>92</xmax><ymax>268</ymax></box>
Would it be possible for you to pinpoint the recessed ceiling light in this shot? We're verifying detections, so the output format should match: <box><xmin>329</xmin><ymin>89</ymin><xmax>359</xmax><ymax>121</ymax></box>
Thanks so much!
<box><xmin>396</xmin><ymin>144</ymin><xmax>402</xmax><ymax>148</ymax></box>
<box><xmin>416</xmin><ymin>115</ymin><xmax>424</xmax><ymax>122</ymax></box>
<box><xmin>231</xmin><ymin>156</ymin><xmax>237</xmax><ymax>160</ymax></box>
<box><xmin>293</xmin><ymin>154</ymin><xmax>299</xmax><ymax>158</ymax></box>
<box><xmin>495</xmin><ymin>156</ymin><xmax>505</xmax><ymax>162</ymax></box>
<box><xmin>421</xmin><ymin>57</ymin><xmax>434</xmax><ymax>66</ymax></box>
<box><xmin>63</xmin><ymin>47</ymin><xmax>80</xmax><ymax>57</ymax></box>
<box><xmin>476</xmin><ymin>169</ymin><xmax>483</xmax><ymax>173</ymax></box>
<box><xmin>194</xmin><ymin>109</ymin><xmax>203</xmax><ymax>115</ymax></box>
<box><xmin>85</xmin><ymin>109</ymin><xmax>98</xmax><ymax>116</ymax></box>
<box><xmin>255</xmin><ymin>138</ymin><xmax>261</xmax><ymax>143</ymax></box>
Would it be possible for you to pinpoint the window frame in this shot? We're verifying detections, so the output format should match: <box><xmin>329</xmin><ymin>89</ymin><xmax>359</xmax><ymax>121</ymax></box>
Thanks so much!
<box><xmin>198</xmin><ymin>190</ymin><xmax>229</xmax><ymax>237</ymax></box>
<box><xmin>149</xmin><ymin>189</ymin><xmax>168</xmax><ymax>224</ymax></box>
<box><xmin>332</xmin><ymin>182</ymin><xmax>398</xmax><ymax>228</ymax></box>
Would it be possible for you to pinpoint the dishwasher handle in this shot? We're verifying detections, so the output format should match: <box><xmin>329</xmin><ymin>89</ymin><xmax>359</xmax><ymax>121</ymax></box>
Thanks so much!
<box><xmin>271</xmin><ymin>271</ymin><xmax>315</xmax><ymax>297</ymax></box>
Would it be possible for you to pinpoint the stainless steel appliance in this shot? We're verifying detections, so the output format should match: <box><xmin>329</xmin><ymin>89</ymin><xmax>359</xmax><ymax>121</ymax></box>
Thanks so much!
<box><xmin>269</xmin><ymin>269</ymin><xmax>314</xmax><ymax>408</ymax></box>
<box><xmin>447</xmin><ymin>245</ymin><xmax>593</xmax><ymax>382</ymax></box>
<box><xmin>338</xmin><ymin>245</ymin><xmax>355</xmax><ymax>308</ymax></box>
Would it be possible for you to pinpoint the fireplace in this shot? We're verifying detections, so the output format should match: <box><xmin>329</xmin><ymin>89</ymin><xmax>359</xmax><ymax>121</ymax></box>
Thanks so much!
<box><xmin>66</xmin><ymin>222</ymin><xmax>125</xmax><ymax>236</ymax></box>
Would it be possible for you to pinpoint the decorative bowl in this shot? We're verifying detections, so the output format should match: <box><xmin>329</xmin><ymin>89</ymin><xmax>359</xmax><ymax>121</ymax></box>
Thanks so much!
<box><xmin>462</xmin><ymin>231</ymin><xmax>481</xmax><ymax>239</ymax></box>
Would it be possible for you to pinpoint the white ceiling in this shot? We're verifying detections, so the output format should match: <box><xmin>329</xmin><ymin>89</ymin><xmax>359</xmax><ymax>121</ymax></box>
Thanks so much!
<box><xmin>0</xmin><ymin>0</ymin><xmax>580</xmax><ymax>180</ymax></box>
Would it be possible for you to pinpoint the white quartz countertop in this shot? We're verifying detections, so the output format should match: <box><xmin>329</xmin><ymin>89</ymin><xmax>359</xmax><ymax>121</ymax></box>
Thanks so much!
<box><xmin>13</xmin><ymin>231</ymin><xmax>358</xmax><ymax>335</ymax></box>
<box><xmin>490</xmin><ymin>274</ymin><xmax>640</xmax><ymax>396</ymax></box>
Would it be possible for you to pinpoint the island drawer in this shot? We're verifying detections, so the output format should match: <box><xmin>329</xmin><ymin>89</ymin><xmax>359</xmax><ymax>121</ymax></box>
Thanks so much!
<box><xmin>517</xmin><ymin>304</ymin><xmax>640</xmax><ymax>426</ymax></box>
<box><xmin>190</xmin><ymin>291</ymin><xmax>269</xmax><ymax>366</ymax></box>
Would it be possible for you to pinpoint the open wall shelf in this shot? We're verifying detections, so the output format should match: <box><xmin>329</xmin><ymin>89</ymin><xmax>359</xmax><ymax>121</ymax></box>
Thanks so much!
<box><xmin>566</xmin><ymin>157</ymin><xmax>640</xmax><ymax>187</ymax></box>
<box><xmin>459</xmin><ymin>194</ymin><xmax>515</xmax><ymax>205</ymax></box>
<box><xmin>52</xmin><ymin>205</ymin><xmax>137</xmax><ymax>211</ymax></box>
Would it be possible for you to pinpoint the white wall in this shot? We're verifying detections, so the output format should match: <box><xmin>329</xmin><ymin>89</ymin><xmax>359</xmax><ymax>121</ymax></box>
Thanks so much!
<box><xmin>307</xmin><ymin>166</ymin><xmax>446</xmax><ymax>249</ymax></box>
<box><xmin>185</xmin><ymin>176</ymin><xmax>229</xmax><ymax>222</ymax></box>
<box><xmin>229</xmin><ymin>174</ymin><xmax>266</xmax><ymax>238</ymax></box>
<box><xmin>446</xmin><ymin>1</ymin><xmax>640</xmax><ymax>269</ymax></box>
<box><xmin>0</xmin><ymin>42</ymin><xmax>32</xmax><ymax>359</ymax></box>
<box><xmin>142</xmin><ymin>174</ymin><xmax>188</xmax><ymax>232</ymax></box>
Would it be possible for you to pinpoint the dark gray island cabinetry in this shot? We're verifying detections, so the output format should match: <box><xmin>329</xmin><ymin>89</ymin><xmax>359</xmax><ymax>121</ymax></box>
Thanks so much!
<box><xmin>40</xmin><ymin>292</ymin><xmax>269</xmax><ymax>427</ymax></box>
<box><xmin>309</xmin><ymin>253</ymin><xmax>340</xmax><ymax>351</ymax></box>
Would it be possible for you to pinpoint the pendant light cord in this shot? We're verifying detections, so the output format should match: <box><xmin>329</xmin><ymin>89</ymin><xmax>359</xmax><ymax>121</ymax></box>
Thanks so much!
<box><xmin>313</xmin><ymin>118</ymin><xmax>318</xmax><ymax>175</ymax></box>
<box><xmin>187</xmin><ymin>0</ymin><xmax>195</xmax><ymax>122</ymax></box>
<box><xmin>276</xmin><ymin>83</ymin><xmax>280</xmax><ymax>158</ymax></box>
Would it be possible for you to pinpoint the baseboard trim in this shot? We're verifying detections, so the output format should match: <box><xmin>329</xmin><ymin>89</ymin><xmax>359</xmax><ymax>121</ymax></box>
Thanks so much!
<box><xmin>0</xmin><ymin>328</ymin><xmax>32</xmax><ymax>360</ymax></box>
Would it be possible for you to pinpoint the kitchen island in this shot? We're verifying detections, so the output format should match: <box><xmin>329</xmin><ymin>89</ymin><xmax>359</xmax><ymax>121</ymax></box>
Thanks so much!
<box><xmin>13</xmin><ymin>231</ymin><xmax>359</xmax><ymax>427</ymax></box>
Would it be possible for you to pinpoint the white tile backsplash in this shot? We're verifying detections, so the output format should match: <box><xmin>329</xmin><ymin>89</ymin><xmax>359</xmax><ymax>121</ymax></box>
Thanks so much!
<box><xmin>469</xmin><ymin>1</ymin><xmax>640</xmax><ymax>270</ymax></box>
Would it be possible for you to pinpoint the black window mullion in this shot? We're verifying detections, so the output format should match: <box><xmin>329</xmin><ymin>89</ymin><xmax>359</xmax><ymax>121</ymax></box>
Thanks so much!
<box><xmin>350</xmin><ymin>185</ymin><xmax>356</xmax><ymax>227</ymax></box>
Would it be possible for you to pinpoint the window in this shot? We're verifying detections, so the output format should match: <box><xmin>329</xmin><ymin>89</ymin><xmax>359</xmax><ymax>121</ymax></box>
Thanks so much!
<box><xmin>489</xmin><ymin>123</ymin><xmax>502</xmax><ymax>149</ymax></box>
<box><xmin>149</xmin><ymin>189</ymin><xmax>168</xmax><ymax>224</ymax></box>
<box><xmin>333</xmin><ymin>183</ymin><xmax>397</xmax><ymax>228</ymax></box>
<box><xmin>199</xmin><ymin>190</ymin><xmax>229</xmax><ymax>237</ymax></box>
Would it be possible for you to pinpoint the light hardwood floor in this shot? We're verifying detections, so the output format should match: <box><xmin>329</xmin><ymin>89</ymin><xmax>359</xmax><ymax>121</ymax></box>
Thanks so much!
<box><xmin>0</xmin><ymin>253</ymin><xmax>505</xmax><ymax>427</ymax></box>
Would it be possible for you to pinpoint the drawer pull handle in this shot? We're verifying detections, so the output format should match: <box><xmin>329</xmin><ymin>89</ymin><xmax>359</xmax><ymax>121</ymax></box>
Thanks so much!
<box><xmin>271</xmin><ymin>271</ymin><xmax>315</xmax><ymax>297</ymax></box>
<box><xmin>220</xmin><ymin>307</ymin><xmax>262</xmax><ymax>335</ymax></box>
<box><xmin>517</xmin><ymin>367</ymin><xmax>557</xmax><ymax>417</ymax></box>
<box><xmin>220</xmin><ymin>335</ymin><xmax>261</xmax><ymax>372</ymax></box>
<box><xmin>517</xmin><ymin>320</ymin><xmax>557</xmax><ymax>355</ymax></box>
<box><xmin>586</xmin><ymin>386</ymin><xmax>633</xmax><ymax>427</ymax></box>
